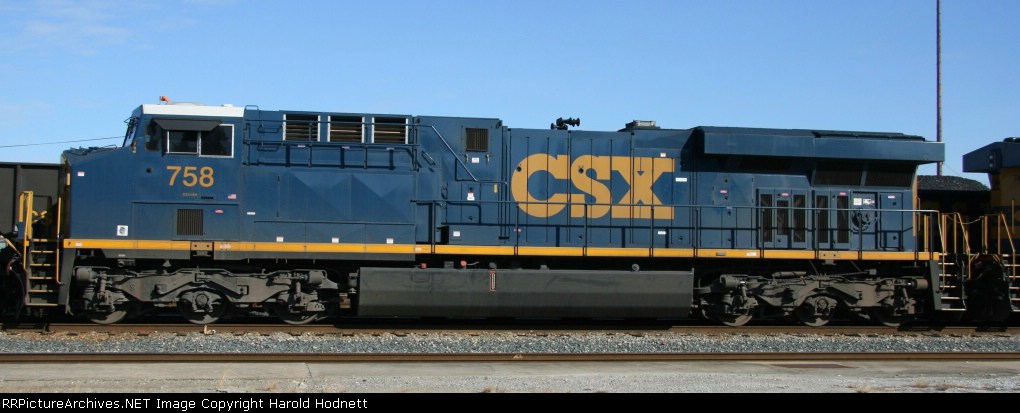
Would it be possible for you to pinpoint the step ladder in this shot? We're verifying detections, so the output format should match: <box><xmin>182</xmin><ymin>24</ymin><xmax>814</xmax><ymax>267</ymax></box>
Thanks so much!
<box><xmin>937</xmin><ymin>256</ymin><xmax>966</xmax><ymax>311</ymax></box>
<box><xmin>16</xmin><ymin>192</ymin><xmax>61</xmax><ymax>309</ymax></box>
<box><xmin>1003</xmin><ymin>254</ymin><xmax>1020</xmax><ymax>309</ymax></box>
<box><xmin>983</xmin><ymin>213</ymin><xmax>1020</xmax><ymax>312</ymax></box>
<box><xmin>22</xmin><ymin>238</ymin><xmax>60</xmax><ymax>307</ymax></box>
<box><xmin>936</xmin><ymin>213</ymin><xmax>968</xmax><ymax>312</ymax></box>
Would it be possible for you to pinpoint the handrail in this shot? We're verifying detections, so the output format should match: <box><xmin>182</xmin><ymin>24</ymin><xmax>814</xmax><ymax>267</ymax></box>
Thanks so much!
<box><xmin>16</xmin><ymin>191</ymin><xmax>34</xmax><ymax>258</ymax></box>
<box><xmin>985</xmin><ymin>212</ymin><xmax>1017</xmax><ymax>283</ymax></box>
<box><xmin>421</xmin><ymin>124</ymin><xmax>478</xmax><ymax>182</ymax></box>
<box><xmin>240</xmin><ymin>119</ymin><xmax>479</xmax><ymax>181</ymax></box>
<box><xmin>936</xmin><ymin>212</ymin><xmax>966</xmax><ymax>298</ymax></box>
<box><xmin>55</xmin><ymin>197</ymin><xmax>62</xmax><ymax>286</ymax></box>
<box><xmin>420</xmin><ymin>198</ymin><xmax>940</xmax><ymax>257</ymax></box>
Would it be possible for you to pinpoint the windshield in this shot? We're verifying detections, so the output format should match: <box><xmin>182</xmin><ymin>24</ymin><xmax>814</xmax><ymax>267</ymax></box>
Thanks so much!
<box><xmin>122</xmin><ymin>117</ymin><xmax>139</xmax><ymax>147</ymax></box>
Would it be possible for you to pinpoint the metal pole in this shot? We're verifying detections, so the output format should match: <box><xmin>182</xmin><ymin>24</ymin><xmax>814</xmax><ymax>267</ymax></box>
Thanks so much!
<box><xmin>937</xmin><ymin>0</ymin><xmax>943</xmax><ymax>176</ymax></box>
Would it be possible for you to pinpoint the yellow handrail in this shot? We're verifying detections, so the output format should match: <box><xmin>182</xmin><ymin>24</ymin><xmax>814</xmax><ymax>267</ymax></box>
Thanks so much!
<box><xmin>55</xmin><ymin>197</ymin><xmax>62</xmax><ymax>285</ymax></box>
<box><xmin>16</xmin><ymin>191</ymin><xmax>34</xmax><ymax>259</ymax></box>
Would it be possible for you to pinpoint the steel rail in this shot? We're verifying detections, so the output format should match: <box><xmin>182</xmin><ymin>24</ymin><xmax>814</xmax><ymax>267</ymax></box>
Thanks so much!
<box><xmin>6</xmin><ymin>323</ymin><xmax>1013</xmax><ymax>336</ymax></box>
<box><xmin>0</xmin><ymin>352</ymin><xmax>1017</xmax><ymax>363</ymax></box>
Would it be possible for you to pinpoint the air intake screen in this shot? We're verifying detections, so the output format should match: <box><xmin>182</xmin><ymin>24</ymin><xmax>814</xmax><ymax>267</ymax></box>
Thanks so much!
<box><xmin>329</xmin><ymin>115</ymin><xmax>364</xmax><ymax>142</ymax></box>
<box><xmin>373</xmin><ymin>117</ymin><xmax>407</xmax><ymax>144</ymax></box>
<box><xmin>177</xmin><ymin>209</ymin><xmax>204</xmax><ymax>236</ymax></box>
<box><xmin>284</xmin><ymin>114</ymin><xmax>319</xmax><ymax>141</ymax></box>
<box><xmin>466</xmin><ymin>128</ymin><xmax>489</xmax><ymax>152</ymax></box>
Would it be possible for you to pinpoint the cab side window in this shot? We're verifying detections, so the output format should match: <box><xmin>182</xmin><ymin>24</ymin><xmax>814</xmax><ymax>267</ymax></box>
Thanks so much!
<box><xmin>168</xmin><ymin>130</ymin><xmax>199</xmax><ymax>154</ymax></box>
<box><xmin>200</xmin><ymin>125</ymin><xmax>233</xmax><ymax>157</ymax></box>
<box><xmin>153</xmin><ymin>119</ymin><xmax>234</xmax><ymax>157</ymax></box>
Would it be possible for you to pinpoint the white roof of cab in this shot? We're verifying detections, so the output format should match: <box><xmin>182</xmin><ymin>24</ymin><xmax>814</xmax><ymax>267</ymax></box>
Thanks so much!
<box><xmin>138</xmin><ymin>103</ymin><xmax>245</xmax><ymax>118</ymax></box>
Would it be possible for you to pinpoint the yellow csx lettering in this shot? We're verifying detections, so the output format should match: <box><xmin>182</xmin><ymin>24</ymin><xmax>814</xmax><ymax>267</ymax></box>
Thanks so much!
<box><xmin>510</xmin><ymin>154</ymin><xmax>674</xmax><ymax>219</ymax></box>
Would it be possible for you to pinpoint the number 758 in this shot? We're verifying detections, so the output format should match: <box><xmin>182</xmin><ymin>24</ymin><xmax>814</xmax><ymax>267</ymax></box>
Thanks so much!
<box><xmin>166</xmin><ymin>165</ymin><xmax>215</xmax><ymax>187</ymax></box>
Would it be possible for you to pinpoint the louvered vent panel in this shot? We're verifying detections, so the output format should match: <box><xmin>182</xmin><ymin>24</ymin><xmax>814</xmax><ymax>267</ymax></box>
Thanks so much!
<box><xmin>329</xmin><ymin>115</ymin><xmax>364</xmax><ymax>142</ymax></box>
<box><xmin>177</xmin><ymin>209</ymin><xmax>203</xmax><ymax>236</ymax></box>
<box><xmin>466</xmin><ymin>128</ymin><xmax>488</xmax><ymax>152</ymax></box>
<box><xmin>373</xmin><ymin>117</ymin><xmax>407</xmax><ymax>144</ymax></box>
<box><xmin>284</xmin><ymin>114</ymin><xmax>319</xmax><ymax>141</ymax></box>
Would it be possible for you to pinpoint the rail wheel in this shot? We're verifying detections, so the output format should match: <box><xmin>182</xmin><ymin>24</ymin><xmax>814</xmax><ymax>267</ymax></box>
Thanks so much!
<box><xmin>716</xmin><ymin>312</ymin><xmax>753</xmax><ymax>327</ymax></box>
<box><xmin>710</xmin><ymin>298</ymin><xmax>757</xmax><ymax>327</ymax></box>
<box><xmin>869</xmin><ymin>307</ymin><xmax>909</xmax><ymax>328</ymax></box>
<box><xmin>85</xmin><ymin>307</ymin><xmax>129</xmax><ymax>324</ymax></box>
<box><xmin>270</xmin><ymin>302</ymin><xmax>321</xmax><ymax>325</ymax></box>
<box><xmin>709</xmin><ymin>290</ymin><xmax>758</xmax><ymax>327</ymax></box>
<box><xmin>795</xmin><ymin>295</ymin><xmax>838</xmax><ymax>327</ymax></box>
<box><xmin>178</xmin><ymin>290</ymin><xmax>228</xmax><ymax>325</ymax></box>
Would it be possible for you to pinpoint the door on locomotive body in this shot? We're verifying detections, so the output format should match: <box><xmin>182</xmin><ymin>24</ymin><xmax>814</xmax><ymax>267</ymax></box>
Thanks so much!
<box><xmin>565</xmin><ymin>133</ymin><xmax>664</xmax><ymax>248</ymax></box>
<box><xmin>507</xmin><ymin>129</ymin><xmax>571</xmax><ymax>247</ymax></box>
<box><xmin>812</xmin><ymin>190</ymin><xmax>880</xmax><ymax>251</ymax></box>
<box><xmin>878</xmin><ymin>192</ymin><xmax>906</xmax><ymax>251</ymax></box>
<box><xmin>812</xmin><ymin>190</ymin><xmax>852</xmax><ymax>251</ymax></box>
<box><xmin>757</xmin><ymin>188</ymin><xmax>809</xmax><ymax>249</ymax></box>
<box><xmin>847</xmin><ymin>191</ymin><xmax>880</xmax><ymax>251</ymax></box>
<box><xmin>565</xmin><ymin>133</ymin><xmax>602</xmax><ymax>248</ymax></box>
<box><xmin>629</xmin><ymin>148</ymin><xmax>681</xmax><ymax>249</ymax></box>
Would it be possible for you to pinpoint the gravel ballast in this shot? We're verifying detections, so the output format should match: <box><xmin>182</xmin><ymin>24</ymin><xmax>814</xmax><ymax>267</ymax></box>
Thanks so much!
<box><xmin>1</xmin><ymin>331</ymin><xmax>1018</xmax><ymax>393</ymax></box>
<box><xmin>1</xmin><ymin>330</ymin><xmax>1018</xmax><ymax>354</ymax></box>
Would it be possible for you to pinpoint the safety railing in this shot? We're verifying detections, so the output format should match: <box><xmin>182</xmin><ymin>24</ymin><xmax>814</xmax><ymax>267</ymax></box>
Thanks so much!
<box><xmin>421</xmin><ymin>199</ymin><xmax>944</xmax><ymax>258</ymax></box>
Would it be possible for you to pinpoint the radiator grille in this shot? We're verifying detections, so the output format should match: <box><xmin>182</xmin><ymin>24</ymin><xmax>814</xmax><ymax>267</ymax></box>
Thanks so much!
<box><xmin>284</xmin><ymin>113</ymin><xmax>319</xmax><ymax>141</ymax></box>
<box><xmin>176</xmin><ymin>209</ymin><xmax>203</xmax><ymax>236</ymax></box>
<box><xmin>329</xmin><ymin>115</ymin><xmax>364</xmax><ymax>142</ymax></box>
<box><xmin>373</xmin><ymin>117</ymin><xmax>407</xmax><ymax>144</ymax></box>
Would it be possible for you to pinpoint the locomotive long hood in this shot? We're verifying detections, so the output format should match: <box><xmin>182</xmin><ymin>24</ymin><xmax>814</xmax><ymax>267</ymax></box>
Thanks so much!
<box><xmin>699</xmin><ymin>127</ymin><xmax>944</xmax><ymax>163</ymax></box>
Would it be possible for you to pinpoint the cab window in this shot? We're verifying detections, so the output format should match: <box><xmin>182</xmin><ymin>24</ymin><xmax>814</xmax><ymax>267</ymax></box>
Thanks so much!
<box><xmin>154</xmin><ymin>118</ymin><xmax>233</xmax><ymax>157</ymax></box>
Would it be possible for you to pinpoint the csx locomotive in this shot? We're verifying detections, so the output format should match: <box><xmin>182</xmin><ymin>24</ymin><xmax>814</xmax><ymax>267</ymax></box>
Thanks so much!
<box><xmin>1</xmin><ymin>100</ymin><xmax>1016</xmax><ymax>326</ymax></box>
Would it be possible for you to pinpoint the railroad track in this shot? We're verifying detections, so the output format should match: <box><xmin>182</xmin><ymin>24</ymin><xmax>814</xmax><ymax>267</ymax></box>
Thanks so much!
<box><xmin>0</xmin><ymin>352</ymin><xmax>1018</xmax><ymax>363</ymax></box>
<box><xmin>2</xmin><ymin>321</ymin><xmax>1015</xmax><ymax>336</ymax></box>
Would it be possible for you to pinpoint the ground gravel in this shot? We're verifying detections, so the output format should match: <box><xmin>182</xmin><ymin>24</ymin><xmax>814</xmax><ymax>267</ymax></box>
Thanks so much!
<box><xmin>0</xmin><ymin>330</ymin><xmax>1017</xmax><ymax>353</ymax></box>
<box><xmin>1</xmin><ymin>331</ymin><xmax>1018</xmax><ymax>393</ymax></box>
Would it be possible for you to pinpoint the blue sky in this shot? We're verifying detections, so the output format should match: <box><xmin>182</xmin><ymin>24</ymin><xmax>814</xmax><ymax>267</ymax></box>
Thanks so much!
<box><xmin>1</xmin><ymin>0</ymin><xmax>1016</xmax><ymax>185</ymax></box>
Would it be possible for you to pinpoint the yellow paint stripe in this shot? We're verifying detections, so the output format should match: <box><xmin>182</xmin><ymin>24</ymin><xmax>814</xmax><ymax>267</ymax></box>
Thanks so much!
<box><xmin>214</xmin><ymin>242</ymin><xmax>255</xmax><ymax>252</ymax></box>
<box><xmin>516</xmin><ymin>246</ymin><xmax>585</xmax><ymax>256</ymax></box>
<box><xmin>695</xmin><ymin>249</ymin><xmax>755</xmax><ymax>258</ymax></box>
<box><xmin>252</xmin><ymin>242</ymin><xmax>306</xmax><ymax>252</ymax></box>
<box><xmin>304</xmin><ymin>243</ymin><xmax>366</xmax><ymax>253</ymax></box>
<box><xmin>587</xmin><ymin>248</ymin><xmax>654</xmax><ymax>257</ymax></box>
<box><xmin>861</xmin><ymin>252</ymin><xmax>938</xmax><ymax>261</ymax></box>
<box><xmin>651</xmin><ymin>249</ymin><xmax>696</xmax><ymax>258</ymax></box>
<box><xmin>433</xmin><ymin>245</ymin><xmax>516</xmax><ymax>255</ymax></box>
<box><xmin>760</xmin><ymin>250</ymin><xmax>816</xmax><ymax>259</ymax></box>
<box><xmin>64</xmin><ymin>238</ymin><xmax>940</xmax><ymax>261</ymax></box>
<box><xmin>364</xmin><ymin>244</ymin><xmax>416</xmax><ymax>254</ymax></box>
<box><xmin>64</xmin><ymin>239</ymin><xmax>191</xmax><ymax>250</ymax></box>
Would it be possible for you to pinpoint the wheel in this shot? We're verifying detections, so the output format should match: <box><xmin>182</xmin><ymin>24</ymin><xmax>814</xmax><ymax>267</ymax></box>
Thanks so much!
<box><xmin>85</xmin><ymin>308</ymin><xmax>128</xmax><ymax>324</ymax></box>
<box><xmin>869</xmin><ymin>307</ymin><xmax>909</xmax><ymax>328</ymax></box>
<box><xmin>709</xmin><ymin>296</ymin><xmax>757</xmax><ymax>327</ymax></box>
<box><xmin>795</xmin><ymin>305</ymin><xmax>833</xmax><ymax>327</ymax></box>
<box><xmin>795</xmin><ymin>296</ymin><xmax>837</xmax><ymax>327</ymax></box>
<box><xmin>716</xmin><ymin>313</ymin><xmax>753</xmax><ymax>327</ymax></box>
<box><xmin>271</xmin><ymin>302</ymin><xmax>321</xmax><ymax>325</ymax></box>
<box><xmin>178</xmin><ymin>290</ymin><xmax>228</xmax><ymax>325</ymax></box>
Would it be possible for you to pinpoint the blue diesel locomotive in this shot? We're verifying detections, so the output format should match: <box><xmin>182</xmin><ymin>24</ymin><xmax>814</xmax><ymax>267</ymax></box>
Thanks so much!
<box><xmin>2</xmin><ymin>100</ymin><xmax>1015</xmax><ymax>326</ymax></box>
